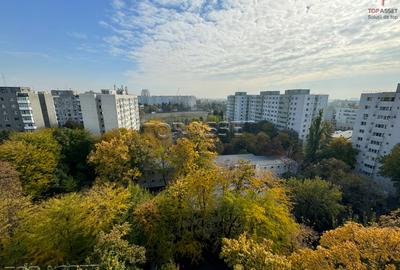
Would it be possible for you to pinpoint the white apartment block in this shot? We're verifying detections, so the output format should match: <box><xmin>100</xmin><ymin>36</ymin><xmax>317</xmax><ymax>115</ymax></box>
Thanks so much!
<box><xmin>352</xmin><ymin>84</ymin><xmax>400</xmax><ymax>189</ymax></box>
<box><xmin>80</xmin><ymin>89</ymin><xmax>140</xmax><ymax>134</ymax></box>
<box><xmin>335</xmin><ymin>107</ymin><xmax>358</xmax><ymax>130</ymax></box>
<box><xmin>227</xmin><ymin>89</ymin><xmax>328</xmax><ymax>140</ymax></box>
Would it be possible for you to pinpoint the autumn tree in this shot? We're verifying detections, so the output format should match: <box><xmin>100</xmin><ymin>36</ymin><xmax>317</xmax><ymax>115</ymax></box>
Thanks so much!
<box><xmin>131</xmin><ymin>165</ymin><xmax>298</xmax><ymax>268</ymax></box>
<box><xmin>15</xmin><ymin>184</ymin><xmax>130</xmax><ymax>265</ymax></box>
<box><xmin>288</xmin><ymin>178</ymin><xmax>344</xmax><ymax>232</ymax></box>
<box><xmin>0</xmin><ymin>129</ymin><xmax>61</xmax><ymax>198</ymax></box>
<box><xmin>169</xmin><ymin>122</ymin><xmax>217</xmax><ymax>177</ymax></box>
<box><xmin>142</xmin><ymin>121</ymin><xmax>173</xmax><ymax>185</ymax></box>
<box><xmin>92</xmin><ymin>223</ymin><xmax>146</xmax><ymax>270</ymax></box>
<box><xmin>290</xmin><ymin>222</ymin><xmax>400</xmax><ymax>270</ymax></box>
<box><xmin>0</xmin><ymin>162</ymin><xmax>32</xmax><ymax>266</ymax></box>
<box><xmin>220</xmin><ymin>233</ymin><xmax>291</xmax><ymax>270</ymax></box>
<box><xmin>89</xmin><ymin>129</ymin><xmax>154</xmax><ymax>184</ymax></box>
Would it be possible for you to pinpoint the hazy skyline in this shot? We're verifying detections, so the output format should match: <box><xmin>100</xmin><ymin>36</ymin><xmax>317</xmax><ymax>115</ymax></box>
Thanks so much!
<box><xmin>0</xmin><ymin>0</ymin><xmax>399</xmax><ymax>98</ymax></box>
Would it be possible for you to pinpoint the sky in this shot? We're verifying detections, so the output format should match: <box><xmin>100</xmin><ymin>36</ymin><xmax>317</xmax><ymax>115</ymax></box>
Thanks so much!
<box><xmin>0</xmin><ymin>0</ymin><xmax>399</xmax><ymax>99</ymax></box>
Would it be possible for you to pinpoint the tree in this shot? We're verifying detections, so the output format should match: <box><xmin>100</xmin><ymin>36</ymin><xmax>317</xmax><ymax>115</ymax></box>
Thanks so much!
<box><xmin>220</xmin><ymin>233</ymin><xmax>291</xmax><ymax>270</ymax></box>
<box><xmin>142</xmin><ymin>121</ymin><xmax>173</xmax><ymax>185</ymax></box>
<box><xmin>53</xmin><ymin>127</ymin><xmax>96</xmax><ymax>191</ymax></box>
<box><xmin>170</xmin><ymin>122</ymin><xmax>217</xmax><ymax>177</ymax></box>
<box><xmin>290</xmin><ymin>222</ymin><xmax>400</xmax><ymax>270</ymax></box>
<box><xmin>320</xmin><ymin>137</ymin><xmax>358</xmax><ymax>168</ymax></box>
<box><xmin>88</xmin><ymin>129</ymin><xmax>153</xmax><ymax>184</ymax></box>
<box><xmin>304</xmin><ymin>110</ymin><xmax>333</xmax><ymax>163</ymax></box>
<box><xmin>0</xmin><ymin>129</ymin><xmax>61</xmax><ymax>198</ymax></box>
<box><xmin>302</xmin><ymin>158</ymin><xmax>386</xmax><ymax>223</ymax></box>
<box><xmin>380</xmin><ymin>144</ymin><xmax>400</xmax><ymax>193</ymax></box>
<box><xmin>16</xmin><ymin>184</ymin><xmax>130</xmax><ymax>265</ymax></box>
<box><xmin>0</xmin><ymin>162</ymin><xmax>32</xmax><ymax>266</ymax></box>
<box><xmin>92</xmin><ymin>223</ymin><xmax>146</xmax><ymax>270</ymax></box>
<box><xmin>288</xmin><ymin>178</ymin><xmax>344</xmax><ymax>232</ymax></box>
<box><xmin>131</xmin><ymin>165</ymin><xmax>298</xmax><ymax>268</ymax></box>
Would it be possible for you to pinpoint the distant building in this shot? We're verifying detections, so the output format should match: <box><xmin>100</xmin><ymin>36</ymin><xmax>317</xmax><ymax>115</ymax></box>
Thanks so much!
<box><xmin>335</xmin><ymin>107</ymin><xmax>358</xmax><ymax>130</ymax></box>
<box><xmin>138</xmin><ymin>89</ymin><xmax>197</xmax><ymax>109</ymax></box>
<box><xmin>227</xmin><ymin>89</ymin><xmax>328</xmax><ymax>140</ymax></box>
<box><xmin>79</xmin><ymin>89</ymin><xmax>140</xmax><ymax>134</ymax></box>
<box><xmin>51</xmin><ymin>90</ymin><xmax>83</xmax><ymax>127</ymax></box>
<box><xmin>215</xmin><ymin>154</ymin><xmax>297</xmax><ymax>176</ymax></box>
<box><xmin>352</xmin><ymin>83</ymin><xmax>400</xmax><ymax>189</ymax></box>
<box><xmin>0</xmin><ymin>87</ymin><xmax>50</xmax><ymax>131</ymax></box>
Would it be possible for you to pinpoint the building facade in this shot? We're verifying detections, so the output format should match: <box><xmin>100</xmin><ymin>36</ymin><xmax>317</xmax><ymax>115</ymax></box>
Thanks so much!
<box><xmin>227</xmin><ymin>89</ymin><xmax>328</xmax><ymax>140</ymax></box>
<box><xmin>0</xmin><ymin>87</ymin><xmax>49</xmax><ymax>131</ymax></box>
<box><xmin>38</xmin><ymin>91</ymin><xmax>58</xmax><ymax>128</ymax></box>
<box><xmin>351</xmin><ymin>84</ymin><xmax>400</xmax><ymax>189</ymax></box>
<box><xmin>51</xmin><ymin>90</ymin><xmax>83</xmax><ymax>127</ymax></box>
<box><xmin>80</xmin><ymin>89</ymin><xmax>140</xmax><ymax>134</ymax></box>
<box><xmin>138</xmin><ymin>89</ymin><xmax>197</xmax><ymax>109</ymax></box>
<box><xmin>335</xmin><ymin>107</ymin><xmax>358</xmax><ymax>130</ymax></box>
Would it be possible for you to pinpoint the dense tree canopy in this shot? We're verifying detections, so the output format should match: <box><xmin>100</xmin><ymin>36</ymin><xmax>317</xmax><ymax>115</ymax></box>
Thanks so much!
<box><xmin>0</xmin><ymin>129</ymin><xmax>61</xmax><ymax>198</ymax></box>
<box><xmin>288</xmin><ymin>178</ymin><xmax>344</xmax><ymax>232</ymax></box>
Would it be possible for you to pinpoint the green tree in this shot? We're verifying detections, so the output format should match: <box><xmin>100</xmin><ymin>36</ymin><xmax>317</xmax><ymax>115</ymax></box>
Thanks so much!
<box><xmin>0</xmin><ymin>129</ymin><xmax>61</xmax><ymax>198</ymax></box>
<box><xmin>302</xmin><ymin>158</ymin><xmax>386</xmax><ymax>223</ymax></box>
<box><xmin>53</xmin><ymin>127</ymin><xmax>96</xmax><ymax>191</ymax></box>
<box><xmin>288</xmin><ymin>178</ymin><xmax>344</xmax><ymax>232</ymax></box>
<box><xmin>304</xmin><ymin>110</ymin><xmax>333</xmax><ymax>163</ymax></box>
<box><xmin>380</xmin><ymin>144</ymin><xmax>400</xmax><ymax>193</ymax></box>
<box><xmin>320</xmin><ymin>137</ymin><xmax>358</xmax><ymax>168</ymax></box>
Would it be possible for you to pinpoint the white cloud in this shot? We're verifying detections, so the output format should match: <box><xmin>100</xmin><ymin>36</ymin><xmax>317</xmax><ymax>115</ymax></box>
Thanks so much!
<box><xmin>103</xmin><ymin>0</ymin><xmax>400</xmax><ymax>97</ymax></box>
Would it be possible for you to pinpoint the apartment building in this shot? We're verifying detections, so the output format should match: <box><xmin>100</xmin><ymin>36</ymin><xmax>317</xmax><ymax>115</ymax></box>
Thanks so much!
<box><xmin>51</xmin><ymin>90</ymin><xmax>83</xmax><ymax>126</ymax></box>
<box><xmin>227</xmin><ymin>89</ymin><xmax>328</xmax><ymax>139</ymax></box>
<box><xmin>0</xmin><ymin>87</ymin><xmax>59</xmax><ymax>131</ymax></box>
<box><xmin>138</xmin><ymin>89</ymin><xmax>197</xmax><ymax>109</ymax></box>
<box><xmin>335</xmin><ymin>107</ymin><xmax>358</xmax><ymax>130</ymax></box>
<box><xmin>79</xmin><ymin>89</ymin><xmax>140</xmax><ymax>134</ymax></box>
<box><xmin>351</xmin><ymin>84</ymin><xmax>400</xmax><ymax>188</ymax></box>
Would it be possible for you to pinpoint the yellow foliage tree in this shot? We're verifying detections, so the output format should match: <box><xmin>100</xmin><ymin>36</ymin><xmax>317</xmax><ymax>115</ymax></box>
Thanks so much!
<box><xmin>290</xmin><ymin>222</ymin><xmax>400</xmax><ymax>270</ymax></box>
<box><xmin>0</xmin><ymin>129</ymin><xmax>61</xmax><ymax>198</ymax></box>
<box><xmin>15</xmin><ymin>183</ymin><xmax>130</xmax><ymax>265</ymax></box>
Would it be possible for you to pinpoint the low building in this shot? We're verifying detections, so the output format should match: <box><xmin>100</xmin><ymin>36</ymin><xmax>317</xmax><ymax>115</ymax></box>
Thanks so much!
<box><xmin>332</xmin><ymin>130</ymin><xmax>353</xmax><ymax>140</ymax></box>
<box><xmin>215</xmin><ymin>154</ymin><xmax>297</xmax><ymax>176</ymax></box>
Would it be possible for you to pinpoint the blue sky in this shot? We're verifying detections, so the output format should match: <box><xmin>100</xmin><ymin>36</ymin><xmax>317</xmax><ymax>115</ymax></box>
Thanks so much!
<box><xmin>0</xmin><ymin>0</ymin><xmax>399</xmax><ymax>98</ymax></box>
